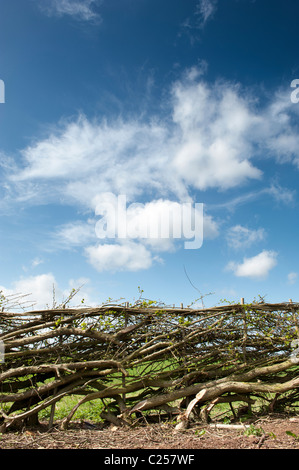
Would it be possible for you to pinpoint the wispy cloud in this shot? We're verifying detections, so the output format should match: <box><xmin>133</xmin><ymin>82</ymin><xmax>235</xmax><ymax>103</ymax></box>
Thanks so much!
<box><xmin>53</xmin><ymin>220</ymin><xmax>97</xmax><ymax>249</ymax></box>
<box><xmin>266</xmin><ymin>183</ymin><xmax>296</xmax><ymax>205</ymax></box>
<box><xmin>211</xmin><ymin>181</ymin><xmax>296</xmax><ymax>213</ymax></box>
<box><xmin>195</xmin><ymin>0</ymin><xmax>218</xmax><ymax>28</ymax></box>
<box><xmin>226</xmin><ymin>225</ymin><xmax>265</xmax><ymax>250</ymax></box>
<box><xmin>288</xmin><ymin>272</ymin><xmax>298</xmax><ymax>285</ymax></box>
<box><xmin>38</xmin><ymin>0</ymin><xmax>101</xmax><ymax>22</ymax></box>
<box><xmin>180</xmin><ymin>0</ymin><xmax>217</xmax><ymax>42</ymax></box>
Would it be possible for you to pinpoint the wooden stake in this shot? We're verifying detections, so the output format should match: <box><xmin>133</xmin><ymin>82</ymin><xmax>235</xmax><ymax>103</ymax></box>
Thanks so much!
<box><xmin>241</xmin><ymin>297</ymin><xmax>247</xmax><ymax>363</ymax></box>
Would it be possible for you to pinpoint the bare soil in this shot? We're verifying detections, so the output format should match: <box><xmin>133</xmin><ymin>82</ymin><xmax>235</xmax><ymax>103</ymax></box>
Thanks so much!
<box><xmin>1</xmin><ymin>414</ymin><xmax>299</xmax><ymax>450</ymax></box>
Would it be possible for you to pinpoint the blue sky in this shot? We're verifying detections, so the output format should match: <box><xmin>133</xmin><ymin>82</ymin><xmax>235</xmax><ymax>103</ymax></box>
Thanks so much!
<box><xmin>1</xmin><ymin>0</ymin><xmax>299</xmax><ymax>309</ymax></box>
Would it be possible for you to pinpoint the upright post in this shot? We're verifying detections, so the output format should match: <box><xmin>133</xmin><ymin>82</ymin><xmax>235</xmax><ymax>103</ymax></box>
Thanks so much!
<box><xmin>240</xmin><ymin>297</ymin><xmax>247</xmax><ymax>363</ymax></box>
<box><xmin>289</xmin><ymin>299</ymin><xmax>299</xmax><ymax>339</ymax></box>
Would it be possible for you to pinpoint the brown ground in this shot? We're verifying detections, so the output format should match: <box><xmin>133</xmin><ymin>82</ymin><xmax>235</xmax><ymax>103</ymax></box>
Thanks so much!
<box><xmin>1</xmin><ymin>413</ymin><xmax>299</xmax><ymax>450</ymax></box>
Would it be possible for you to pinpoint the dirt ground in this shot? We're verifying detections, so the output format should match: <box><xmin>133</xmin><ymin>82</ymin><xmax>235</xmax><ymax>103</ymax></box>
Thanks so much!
<box><xmin>0</xmin><ymin>413</ymin><xmax>299</xmax><ymax>450</ymax></box>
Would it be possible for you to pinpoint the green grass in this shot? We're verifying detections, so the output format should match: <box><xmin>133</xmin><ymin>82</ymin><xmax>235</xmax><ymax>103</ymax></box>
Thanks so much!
<box><xmin>39</xmin><ymin>395</ymin><xmax>105</xmax><ymax>422</ymax></box>
<box><xmin>0</xmin><ymin>395</ymin><xmax>105</xmax><ymax>423</ymax></box>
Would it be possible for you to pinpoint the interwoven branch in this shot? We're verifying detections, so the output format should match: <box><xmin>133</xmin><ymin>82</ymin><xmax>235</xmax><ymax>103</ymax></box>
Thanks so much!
<box><xmin>0</xmin><ymin>301</ymin><xmax>298</xmax><ymax>431</ymax></box>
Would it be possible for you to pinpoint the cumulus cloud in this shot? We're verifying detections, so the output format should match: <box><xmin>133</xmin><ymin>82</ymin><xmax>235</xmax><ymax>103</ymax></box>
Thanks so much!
<box><xmin>50</xmin><ymin>193</ymin><xmax>218</xmax><ymax>270</ymax></box>
<box><xmin>0</xmin><ymin>273</ymin><xmax>58</xmax><ymax>310</ymax></box>
<box><xmin>0</xmin><ymin>274</ymin><xmax>93</xmax><ymax>310</ymax></box>
<box><xmin>171</xmin><ymin>79</ymin><xmax>262</xmax><ymax>190</ymax></box>
<box><xmin>85</xmin><ymin>241</ymin><xmax>158</xmax><ymax>273</ymax></box>
<box><xmin>226</xmin><ymin>250</ymin><xmax>278</xmax><ymax>280</ymax></box>
<box><xmin>253</xmin><ymin>88</ymin><xmax>299</xmax><ymax>168</ymax></box>
<box><xmin>94</xmin><ymin>194</ymin><xmax>204</xmax><ymax>247</ymax></box>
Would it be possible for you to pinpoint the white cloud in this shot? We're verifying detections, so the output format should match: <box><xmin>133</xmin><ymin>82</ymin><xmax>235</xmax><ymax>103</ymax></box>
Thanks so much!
<box><xmin>54</xmin><ymin>219</ymin><xmax>97</xmax><ymax>248</ymax></box>
<box><xmin>48</xmin><ymin>193</ymin><xmax>219</xmax><ymax>268</ymax></box>
<box><xmin>31</xmin><ymin>257</ymin><xmax>44</xmax><ymax>268</ymax></box>
<box><xmin>288</xmin><ymin>272</ymin><xmax>298</xmax><ymax>285</ymax></box>
<box><xmin>195</xmin><ymin>0</ymin><xmax>217</xmax><ymax>28</ymax></box>
<box><xmin>11</xmin><ymin>74</ymin><xmax>265</xmax><ymax>204</ymax></box>
<box><xmin>253</xmin><ymin>89</ymin><xmax>299</xmax><ymax>168</ymax></box>
<box><xmin>0</xmin><ymin>273</ymin><xmax>58</xmax><ymax>310</ymax></box>
<box><xmin>226</xmin><ymin>250</ymin><xmax>277</xmax><ymax>280</ymax></box>
<box><xmin>5</xmin><ymin>67</ymin><xmax>299</xmax><ymax>272</ymax></box>
<box><xmin>226</xmin><ymin>225</ymin><xmax>265</xmax><ymax>250</ymax></box>
<box><xmin>2</xmin><ymin>67</ymin><xmax>299</xmax><ymax>201</ymax></box>
<box><xmin>203</xmin><ymin>213</ymin><xmax>219</xmax><ymax>240</ymax></box>
<box><xmin>22</xmin><ymin>257</ymin><xmax>44</xmax><ymax>272</ymax></box>
<box><xmin>180</xmin><ymin>0</ymin><xmax>217</xmax><ymax>42</ymax></box>
<box><xmin>266</xmin><ymin>183</ymin><xmax>295</xmax><ymax>205</ymax></box>
<box><xmin>79</xmin><ymin>195</ymin><xmax>219</xmax><ymax>271</ymax></box>
<box><xmin>12</xmin><ymin>115</ymin><xmax>176</xmax><ymax>205</ymax></box>
<box><xmin>85</xmin><ymin>241</ymin><xmax>158</xmax><ymax>273</ymax></box>
<box><xmin>39</xmin><ymin>0</ymin><xmax>101</xmax><ymax>22</ymax></box>
<box><xmin>0</xmin><ymin>274</ymin><xmax>94</xmax><ymax>310</ymax></box>
<box><xmin>94</xmin><ymin>194</ymin><xmax>206</xmax><ymax>245</ymax></box>
<box><xmin>171</xmin><ymin>79</ymin><xmax>262</xmax><ymax>190</ymax></box>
